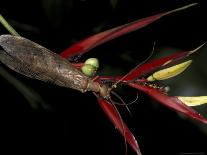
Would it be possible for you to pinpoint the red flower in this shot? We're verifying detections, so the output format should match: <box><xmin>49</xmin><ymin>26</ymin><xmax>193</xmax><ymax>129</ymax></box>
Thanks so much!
<box><xmin>59</xmin><ymin>3</ymin><xmax>207</xmax><ymax>155</ymax></box>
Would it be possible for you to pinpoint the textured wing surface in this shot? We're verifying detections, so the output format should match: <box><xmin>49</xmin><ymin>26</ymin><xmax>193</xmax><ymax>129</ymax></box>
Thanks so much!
<box><xmin>0</xmin><ymin>35</ymin><xmax>88</xmax><ymax>92</ymax></box>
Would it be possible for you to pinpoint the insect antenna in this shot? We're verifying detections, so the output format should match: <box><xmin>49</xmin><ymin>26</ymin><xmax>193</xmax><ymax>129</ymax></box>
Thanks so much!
<box><xmin>111</xmin><ymin>91</ymin><xmax>132</xmax><ymax>116</ymax></box>
<box><xmin>126</xmin><ymin>92</ymin><xmax>139</xmax><ymax>105</ymax></box>
<box><xmin>112</xmin><ymin>41</ymin><xmax>156</xmax><ymax>88</ymax></box>
<box><xmin>111</xmin><ymin>91</ymin><xmax>139</xmax><ymax>106</ymax></box>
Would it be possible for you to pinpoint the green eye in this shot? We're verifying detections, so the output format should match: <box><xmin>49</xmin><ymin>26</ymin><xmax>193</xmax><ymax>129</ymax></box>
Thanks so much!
<box><xmin>81</xmin><ymin>64</ymin><xmax>97</xmax><ymax>77</ymax></box>
<box><xmin>85</xmin><ymin>58</ymin><xmax>99</xmax><ymax>69</ymax></box>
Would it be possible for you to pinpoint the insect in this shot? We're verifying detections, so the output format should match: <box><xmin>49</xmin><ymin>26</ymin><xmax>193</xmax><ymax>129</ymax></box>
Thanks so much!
<box><xmin>0</xmin><ymin>35</ymin><xmax>110</xmax><ymax>98</ymax></box>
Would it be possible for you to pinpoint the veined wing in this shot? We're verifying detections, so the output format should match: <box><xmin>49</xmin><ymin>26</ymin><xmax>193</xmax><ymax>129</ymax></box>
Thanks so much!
<box><xmin>0</xmin><ymin>35</ymin><xmax>88</xmax><ymax>92</ymax></box>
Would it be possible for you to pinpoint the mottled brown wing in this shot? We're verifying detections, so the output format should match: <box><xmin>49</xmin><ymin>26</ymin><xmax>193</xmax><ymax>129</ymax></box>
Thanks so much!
<box><xmin>0</xmin><ymin>35</ymin><xmax>88</xmax><ymax>92</ymax></box>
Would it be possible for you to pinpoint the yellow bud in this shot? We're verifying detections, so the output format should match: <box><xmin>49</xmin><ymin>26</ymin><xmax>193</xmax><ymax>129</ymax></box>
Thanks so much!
<box><xmin>177</xmin><ymin>96</ymin><xmax>207</xmax><ymax>106</ymax></box>
<box><xmin>147</xmin><ymin>60</ymin><xmax>192</xmax><ymax>81</ymax></box>
<box><xmin>81</xmin><ymin>64</ymin><xmax>97</xmax><ymax>77</ymax></box>
<box><xmin>85</xmin><ymin>58</ymin><xmax>99</xmax><ymax>69</ymax></box>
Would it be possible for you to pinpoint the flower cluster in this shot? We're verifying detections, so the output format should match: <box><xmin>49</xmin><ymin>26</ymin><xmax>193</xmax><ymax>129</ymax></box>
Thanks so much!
<box><xmin>60</xmin><ymin>3</ymin><xmax>206</xmax><ymax>155</ymax></box>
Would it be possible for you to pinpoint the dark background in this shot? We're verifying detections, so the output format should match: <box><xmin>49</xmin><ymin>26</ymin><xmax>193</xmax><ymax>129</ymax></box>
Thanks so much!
<box><xmin>0</xmin><ymin>0</ymin><xmax>207</xmax><ymax>155</ymax></box>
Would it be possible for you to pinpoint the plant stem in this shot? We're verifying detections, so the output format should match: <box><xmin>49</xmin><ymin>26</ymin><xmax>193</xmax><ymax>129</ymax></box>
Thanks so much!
<box><xmin>0</xmin><ymin>14</ymin><xmax>20</xmax><ymax>36</ymax></box>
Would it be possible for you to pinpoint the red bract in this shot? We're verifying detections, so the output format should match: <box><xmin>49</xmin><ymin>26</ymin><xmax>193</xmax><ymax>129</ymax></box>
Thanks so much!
<box><xmin>60</xmin><ymin>3</ymin><xmax>205</xmax><ymax>155</ymax></box>
<box><xmin>128</xmin><ymin>83</ymin><xmax>207</xmax><ymax>124</ymax></box>
<box><xmin>98</xmin><ymin>98</ymin><xmax>142</xmax><ymax>155</ymax></box>
<box><xmin>61</xmin><ymin>3</ymin><xmax>197</xmax><ymax>58</ymax></box>
<box><xmin>122</xmin><ymin>45</ymin><xmax>203</xmax><ymax>81</ymax></box>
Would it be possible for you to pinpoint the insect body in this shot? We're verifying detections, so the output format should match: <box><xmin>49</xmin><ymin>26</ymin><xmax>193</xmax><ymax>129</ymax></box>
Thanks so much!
<box><xmin>0</xmin><ymin>35</ymin><xmax>109</xmax><ymax>98</ymax></box>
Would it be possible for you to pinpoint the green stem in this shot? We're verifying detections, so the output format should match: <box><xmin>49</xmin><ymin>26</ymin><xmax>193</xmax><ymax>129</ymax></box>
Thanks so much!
<box><xmin>0</xmin><ymin>14</ymin><xmax>20</xmax><ymax>36</ymax></box>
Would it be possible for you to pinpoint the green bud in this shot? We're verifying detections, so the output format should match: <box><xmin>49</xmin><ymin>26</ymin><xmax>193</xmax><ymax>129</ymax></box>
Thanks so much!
<box><xmin>81</xmin><ymin>64</ymin><xmax>97</xmax><ymax>77</ymax></box>
<box><xmin>85</xmin><ymin>58</ymin><xmax>99</xmax><ymax>69</ymax></box>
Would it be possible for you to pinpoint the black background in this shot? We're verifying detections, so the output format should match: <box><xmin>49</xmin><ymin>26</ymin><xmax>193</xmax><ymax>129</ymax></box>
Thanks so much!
<box><xmin>0</xmin><ymin>0</ymin><xmax>207</xmax><ymax>155</ymax></box>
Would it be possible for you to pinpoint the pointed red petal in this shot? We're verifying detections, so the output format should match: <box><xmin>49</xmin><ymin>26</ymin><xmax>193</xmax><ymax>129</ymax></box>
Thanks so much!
<box><xmin>60</xmin><ymin>14</ymin><xmax>161</xmax><ymax>58</ymax></box>
<box><xmin>129</xmin><ymin>83</ymin><xmax>207</xmax><ymax>124</ymax></box>
<box><xmin>124</xmin><ymin>51</ymin><xmax>189</xmax><ymax>81</ymax></box>
<box><xmin>91</xmin><ymin>52</ymin><xmax>192</xmax><ymax>82</ymax></box>
<box><xmin>123</xmin><ymin>43</ymin><xmax>205</xmax><ymax>81</ymax></box>
<box><xmin>60</xmin><ymin>3</ymin><xmax>197</xmax><ymax>58</ymax></box>
<box><xmin>88</xmin><ymin>52</ymin><xmax>190</xmax><ymax>83</ymax></box>
<box><xmin>97</xmin><ymin>98</ymin><xmax>142</xmax><ymax>155</ymax></box>
<box><xmin>89</xmin><ymin>44</ymin><xmax>204</xmax><ymax>83</ymax></box>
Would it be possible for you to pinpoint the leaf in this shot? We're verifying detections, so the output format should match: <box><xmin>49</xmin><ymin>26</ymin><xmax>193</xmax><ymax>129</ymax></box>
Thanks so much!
<box><xmin>129</xmin><ymin>83</ymin><xmax>207</xmax><ymax>124</ymax></box>
<box><xmin>60</xmin><ymin>3</ymin><xmax>197</xmax><ymax>58</ymax></box>
<box><xmin>97</xmin><ymin>98</ymin><xmax>142</xmax><ymax>155</ymax></box>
